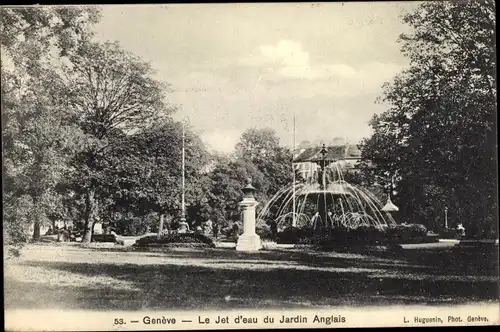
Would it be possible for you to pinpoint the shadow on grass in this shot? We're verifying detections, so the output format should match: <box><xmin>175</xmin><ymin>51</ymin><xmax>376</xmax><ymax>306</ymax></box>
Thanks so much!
<box><xmin>4</xmin><ymin>276</ymin><xmax>140</xmax><ymax>310</ymax></box>
<box><xmin>6</xmin><ymin>255</ymin><xmax>499</xmax><ymax>311</ymax></box>
<box><xmin>103</xmin><ymin>246</ymin><xmax>498</xmax><ymax>276</ymax></box>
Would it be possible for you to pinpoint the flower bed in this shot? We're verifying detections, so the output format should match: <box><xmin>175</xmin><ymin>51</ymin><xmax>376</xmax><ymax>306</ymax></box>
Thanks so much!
<box><xmin>133</xmin><ymin>233</ymin><xmax>216</xmax><ymax>248</ymax></box>
<box><xmin>91</xmin><ymin>234</ymin><xmax>117</xmax><ymax>243</ymax></box>
<box><xmin>134</xmin><ymin>242</ymin><xmax>215</xmax><ymax>249</ymax></box>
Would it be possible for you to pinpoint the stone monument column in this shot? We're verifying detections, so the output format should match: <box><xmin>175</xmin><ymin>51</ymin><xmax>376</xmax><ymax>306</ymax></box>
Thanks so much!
<box><xmin>236</xmin><ymin>178</ymin><xmax>262</xmax><ymax>252</ymax></box>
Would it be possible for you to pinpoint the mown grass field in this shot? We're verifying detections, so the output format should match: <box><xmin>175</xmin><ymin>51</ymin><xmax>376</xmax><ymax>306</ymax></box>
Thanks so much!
<box><xmin>4</xmin><ymin>243</ymin><xmax>499</xmax><ymax>310</ymax></box>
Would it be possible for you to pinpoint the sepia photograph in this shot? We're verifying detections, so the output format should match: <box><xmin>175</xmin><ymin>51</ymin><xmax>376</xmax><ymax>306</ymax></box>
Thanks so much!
<box><xmin>2</xmin><ymin>1</ymin><xmax>499</xmax><ymax>330</ymax></box>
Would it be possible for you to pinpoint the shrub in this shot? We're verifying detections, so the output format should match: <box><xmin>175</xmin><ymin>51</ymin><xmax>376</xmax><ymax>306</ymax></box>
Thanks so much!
<box><xmin>357</xmin><ymin>225</ymin><xmax>388</xmax><ymax>243</ymax></box>
<box><xmin>233</xmin><ymin>222</ymin><xmax>243</xmax><ymax>235</ymax></box>
<box><xmin>386</xmin><ymin>223</ymin><xmax>428</xmax><ymax>243</ymax></box>
<box><xmin>261</xmin><ymin>240</ymin><xmax>278</xmax><ymax>250</ymax></box>
<box><xmin>56</xmin><ymin>229</ymin><xmax>71</xmax><ymax>242</ymax></box>
<box><xmin>220</xmin><ymin>221</ymin><xmax>243</xmax><ymax>239</ymax></box>
<box><xmin>40</xmin><ymin>235</ymin><xmax>59</xmax><ymax>243</ymax></box>
<box><xmin>91</xmin><ymin>234</ymin><xmax>116</xmax><ymax>243</ymax></box>
<box><xmin>277</xmin><ymin>226</ymin><xmax>314</xmax><ymax>244</ymax></box>
<box><xmin>321</xmin><ymin>226</ymin><xmax>388</xmax><ymax>245</ymax></box>
<box><xmin>350</xmin><ymin>226</ymin><xmax>371</xmax><ymax>240</ymax></box>
<box><xmin>256</xmin><ymin>223</ymin><xmax>274</xmax><ymax>241</ymax></box>
<box><xmin>409</xmin><ymin>223</ymin><xmax>427</xmax><ymax>236</ymax></box>
<box><xmin>441</xmin><ymin>228</ymin><xmax>463</xmax><ymax>239</ymax></box>
<box><xmin>133</xmin><ymin>233</ymin><xmax>216</xmax><ymax>248</ymax></box>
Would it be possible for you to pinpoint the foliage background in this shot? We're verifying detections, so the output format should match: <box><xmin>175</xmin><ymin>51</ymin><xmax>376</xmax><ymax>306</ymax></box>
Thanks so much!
<box><xmin>2</xmin><ymin>2</ymin><xmax>497</xmax><ymax>255</ymax></box>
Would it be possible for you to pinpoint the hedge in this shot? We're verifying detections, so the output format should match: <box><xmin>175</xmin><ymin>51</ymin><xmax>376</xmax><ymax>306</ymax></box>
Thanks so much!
<box><xmin>277</xmin><ymin>224</ymin><xmax>430</xmax><ymax>245</ymax></box>
<box><xmin>277</xmin><ymin>227</ymin><xmax>315</xmax><ymax>244</ymax></box>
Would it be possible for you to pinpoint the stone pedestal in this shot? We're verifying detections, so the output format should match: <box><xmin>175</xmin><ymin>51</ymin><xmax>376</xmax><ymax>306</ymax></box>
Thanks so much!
<box><xmin>236</xmin><ymin>178</ymin><xmax>262</xmax><ymax>252</ymax></box>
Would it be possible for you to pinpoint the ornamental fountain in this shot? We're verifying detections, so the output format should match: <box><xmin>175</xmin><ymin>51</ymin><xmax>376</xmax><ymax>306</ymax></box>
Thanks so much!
<box><xmin>257</xmin><ymin>143</ymin><xmax>397</xmax><ymax>232</ymax></box>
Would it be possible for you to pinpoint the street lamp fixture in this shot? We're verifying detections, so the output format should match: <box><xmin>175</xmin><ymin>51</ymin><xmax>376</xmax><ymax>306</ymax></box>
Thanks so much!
<box><xmin>381</xmin><ymin>196</ymin><xmax>399</xmax><ymax>212</ymax></box>
<box><xmin>318</xmin><ymin>144</ymin><xmax>328</xmax><ymax>190</ymax></box>
<box><xmin>382</xmin><ymin>173</ymin><xmax>399</xmax><ymax>212</ymax></box>
<box><xmin>319</xmin><ymin>143</ymin><xmax>328</xmax><ymax>158</ymax></box>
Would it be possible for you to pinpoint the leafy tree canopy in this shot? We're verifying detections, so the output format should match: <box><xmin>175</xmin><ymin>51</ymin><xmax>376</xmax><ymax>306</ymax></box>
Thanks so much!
<box><xmin>360</xmin><ymin>0</ymin><xmax>497</xmax><ymax>238</ymax></box>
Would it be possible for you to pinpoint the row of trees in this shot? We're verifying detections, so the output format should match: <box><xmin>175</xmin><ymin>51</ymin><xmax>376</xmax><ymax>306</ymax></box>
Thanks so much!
<box><xmin>1</xmin><ymin>7</ymin><xmax>295</xmax><ymax>248</ymax></box>
<box><xmin>2</xmin><ymin>2</ymin><xmax>497</xmax><ymax>253</ymax></box>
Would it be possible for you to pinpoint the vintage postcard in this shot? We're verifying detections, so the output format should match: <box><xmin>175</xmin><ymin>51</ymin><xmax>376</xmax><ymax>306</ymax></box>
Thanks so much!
<box><xmin>2</xmin><ymin>2</ymin><xmax>499</xmax><ymax>331</ymax></box>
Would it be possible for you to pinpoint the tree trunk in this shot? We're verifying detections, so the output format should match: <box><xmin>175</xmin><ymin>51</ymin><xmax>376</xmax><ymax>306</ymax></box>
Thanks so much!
<box><xmin>82</xmin><ymin>188</ymin><xmax>98</xmax><ymax>243</ymax></box>
<box><xmin>32</xmin><ymin>197</ymin><xmax>41</xmax><ymax>241</ymax></box>
<box><xmin>32</xmin><ymin>221</ymin><xmax>41</xmax><ymax>241</ymax></box>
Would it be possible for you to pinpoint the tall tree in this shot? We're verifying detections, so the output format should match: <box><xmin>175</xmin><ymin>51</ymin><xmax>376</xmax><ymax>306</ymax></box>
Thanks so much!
<box><xmin>61</xmin><ymin>40</ymin><xmax>176</xmax><ymax>242</ymax></box>
<box><xmin>235</xmin><ymin>128</ymin><xmax>293</xmax><ymax>199</ymax></box>
<box><xmin>98</xmin><ymin>119</ymin><xmax>211</xmax><ymax>233</ymax></box>
<box><xmin>2</xmin><ymin>69</ymin><xmax>85</xmax><ymax>240</ymax></box>
<box><xmin>205</xmin><ymin>156</ymin><xmax>266</xmax><ymax>228</ymax></box>
<box><xmin>360</xmin><ymin>0</ymin><xmax>497</xmax><ymax>237</ymax></box>
<box><xmin>1</xmin><ymin>7</ymin><xmax>101</xmax><ymax>71</ymax></box>
<box><xmin>1</xmin><ymin>7</ymin><xmax>101</xmax><ymax>243</ymax></box>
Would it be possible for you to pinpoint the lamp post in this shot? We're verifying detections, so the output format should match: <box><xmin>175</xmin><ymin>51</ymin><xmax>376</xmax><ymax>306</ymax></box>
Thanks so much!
<box><xmin>180</xmin><ymin>120</ymin><xmax>186</xmax><ymax>224</ymax></box>
<box><xmin>292</xmin><ymin>112</ymin><xmax>296</xmax><ymax>227</ymax></box>
<box><xmin>318</xmin><ymin>143</ymin><xmax>328</xmax><ymax>190</ymax></box>
<box><xmin>314</xmin><ymin>144</ymin><xmax>329</xmax><ymax>230</ymax></box>
<box><xmin>444</xmin><ymin>206</ymin><xmax>448</xmax><ymax>230</ymax></box>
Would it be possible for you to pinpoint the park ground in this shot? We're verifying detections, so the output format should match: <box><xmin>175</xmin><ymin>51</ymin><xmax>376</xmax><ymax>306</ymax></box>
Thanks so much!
<box><xmin>4</xmin><ymin>242</ymin><xmax>499</xmax><ymax>310</ymax></box>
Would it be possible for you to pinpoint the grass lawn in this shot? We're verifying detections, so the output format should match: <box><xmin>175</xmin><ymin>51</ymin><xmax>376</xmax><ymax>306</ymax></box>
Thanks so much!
<box><xmin>4</xmin><ymin>242</ymin><xmax>499</xmax><ymax>310</ymax></box>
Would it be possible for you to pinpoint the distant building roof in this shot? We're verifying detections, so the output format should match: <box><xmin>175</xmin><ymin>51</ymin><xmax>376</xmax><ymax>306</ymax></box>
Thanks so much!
<box><xmin>293</xmin><ymin>143</ymin><xmax>362</xmax><ymax>163</ymax></box>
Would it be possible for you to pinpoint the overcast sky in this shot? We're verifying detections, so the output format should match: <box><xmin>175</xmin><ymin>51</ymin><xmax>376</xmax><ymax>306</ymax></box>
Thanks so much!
<box><xmin>93</xmin><ymin>3</ymin><xmax>419</xmax><ymax>153</ymax></box>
